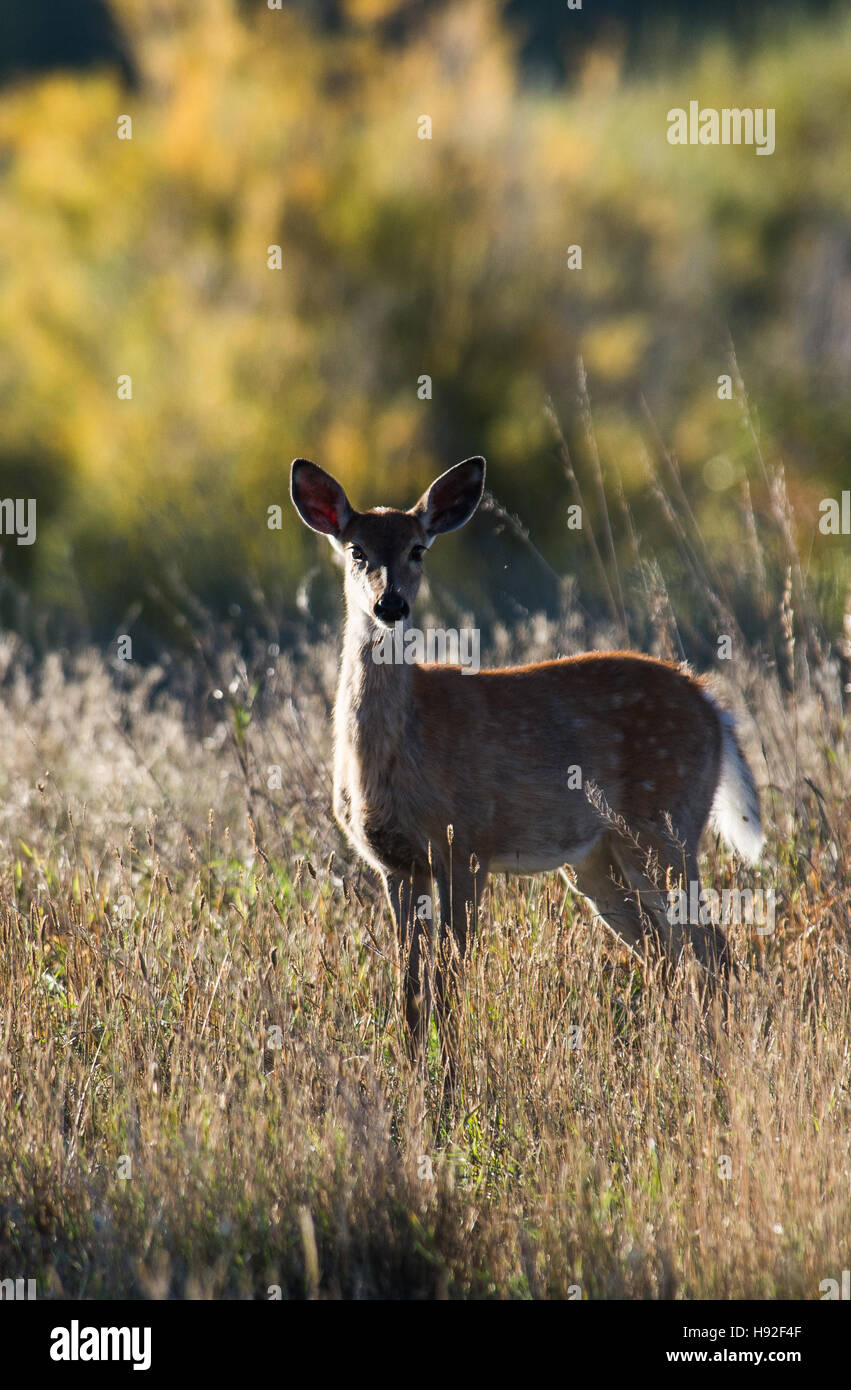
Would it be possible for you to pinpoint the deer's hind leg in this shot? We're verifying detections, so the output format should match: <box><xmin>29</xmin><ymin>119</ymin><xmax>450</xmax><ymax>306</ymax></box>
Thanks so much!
<box><xmin>608</xmin><ymin>831</ymin><xmax>730</xmax><ymax>978</ymax></box>
<box><xmin>569</xmin><ymin>834</ymin><xmax>651</xmax><ymax>959</ymax></box>
<box><xmin>569</xmin><ymin>829</ymin><xmax>730</xmax><ymax>979</ymax></box>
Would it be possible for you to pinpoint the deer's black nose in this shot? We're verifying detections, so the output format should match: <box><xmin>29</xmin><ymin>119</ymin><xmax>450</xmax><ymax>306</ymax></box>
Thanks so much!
<box><xmin>374</xmin><ymin>595</ymin><xmax>409</xmax><ymax>622</ymax></box>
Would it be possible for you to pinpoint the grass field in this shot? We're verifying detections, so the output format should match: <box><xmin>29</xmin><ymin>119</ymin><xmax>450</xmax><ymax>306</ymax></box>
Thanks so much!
<box><xmin>0</xmin><ymin>441</ymin><xmax>848</xmax><ymax>1302</ymax></box>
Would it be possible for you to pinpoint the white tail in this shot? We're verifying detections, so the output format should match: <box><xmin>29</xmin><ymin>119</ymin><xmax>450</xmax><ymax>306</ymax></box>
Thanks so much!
<box><xmin>290</xmin><ymin>455</ymin><xmax>764</xmax><ymax>1046</ymax></box>
<box><xmin>709</xmin><ymin>707</ymin><xmax>764</xmax><ymax>864</ymax></box>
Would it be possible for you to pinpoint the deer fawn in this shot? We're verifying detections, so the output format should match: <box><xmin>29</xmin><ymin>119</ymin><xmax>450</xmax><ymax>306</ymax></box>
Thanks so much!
<box><xmin>290</xmin><ymin>455</ymin><xmax>763</xmax><ymax>1047</ymax></box>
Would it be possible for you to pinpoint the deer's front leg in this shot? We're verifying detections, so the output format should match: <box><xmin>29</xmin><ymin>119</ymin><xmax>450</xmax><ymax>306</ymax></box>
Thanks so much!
<box><xmin>433</xmin><ymin>852</ymin><xmax>486</xmax><ymax>1063</ymax></box>
<box><xmin>383</xmin><ymin>866</ymin><xmax>435</xmax><ymax>1053</ymax></box>
<box><xmin>436</xmin><ymin>852</ymin><xmax>486</xmax><ymax>958</ymax></box>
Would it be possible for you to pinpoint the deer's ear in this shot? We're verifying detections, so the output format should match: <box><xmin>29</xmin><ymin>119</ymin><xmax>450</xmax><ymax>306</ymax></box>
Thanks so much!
<box><xmin>410</xmin><ymin>457</ymin><xmax>485</xmax><ymax>539</ymax></box>
<box><xmin>290</xmin><ymin>459</ymin><xmax>354</xmax><ymax>542</ymax></box>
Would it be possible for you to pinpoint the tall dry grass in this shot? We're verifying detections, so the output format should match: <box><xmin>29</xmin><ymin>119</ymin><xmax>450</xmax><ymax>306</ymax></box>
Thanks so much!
<box><xmin>0</xmin><ymin>402</ymin><xmax>849</xmax><ymax>1299</ymax></box>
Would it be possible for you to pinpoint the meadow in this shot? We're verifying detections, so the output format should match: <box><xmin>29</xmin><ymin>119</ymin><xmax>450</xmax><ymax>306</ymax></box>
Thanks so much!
<box><xmin>0</xmin><ymin>0</ymin><xmax>849</xmax><ymax>651</ymax></box>
<box><xmin>0</xmin><ymin>436</ymin><xmax>848</xmax><ymax>1300</ymax></box>
<box><xmin>0</xmin><ymin>0</ymin><xmax>849</xmax><ymax>1303</ymax></box>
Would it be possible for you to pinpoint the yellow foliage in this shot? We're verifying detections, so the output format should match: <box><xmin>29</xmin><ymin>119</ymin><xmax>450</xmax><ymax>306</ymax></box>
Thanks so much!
<box><xmin>0</xmin><ymin>0</ymin><xmax>846</xmax><ymax>636</ymax></box>
<box><xmin>582</xmin><ymin>317</ymin><xmax>649</xmax><ymax>385</ymax></box>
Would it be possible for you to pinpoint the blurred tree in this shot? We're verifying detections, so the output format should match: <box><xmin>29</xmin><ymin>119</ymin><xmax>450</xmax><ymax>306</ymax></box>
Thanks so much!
<box><xmin>505</xmin><ymin>0</ymin><xmax>844</xmax><ymax>80</ymax></box>
<box><xmin>0</xmin><ymin>0</ymin><xmax>847</xmax><ymax>657</ymax></box>
<box><xmin>0</xmin><ymin>0</ymin><xmax>136</xmax><ymax>89</ymax></box>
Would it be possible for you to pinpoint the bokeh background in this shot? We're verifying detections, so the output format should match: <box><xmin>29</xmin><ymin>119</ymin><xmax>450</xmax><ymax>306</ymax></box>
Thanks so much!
<box><xmin>0</xmin><ymin>0</ymin><xmax>848</xmax><ymax>658</ymax></box>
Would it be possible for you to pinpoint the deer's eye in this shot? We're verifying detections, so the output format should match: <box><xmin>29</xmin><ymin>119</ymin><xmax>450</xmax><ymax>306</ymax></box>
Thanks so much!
<box><xmin>410</xmin><ymin>545</ymin><xmax>426</xmax><ymax>563</ymax></box>
<box><xmin>350</xmin><ymin>546</ymin><xmax>367</xmax><ymax>567</ymax></box>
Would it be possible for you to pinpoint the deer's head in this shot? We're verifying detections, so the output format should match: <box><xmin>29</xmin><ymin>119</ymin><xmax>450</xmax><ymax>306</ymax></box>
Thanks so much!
<box><xmin>290</xmin><ymin>457</ymin><xmax>485</xmax><ymax>628</ymax></box>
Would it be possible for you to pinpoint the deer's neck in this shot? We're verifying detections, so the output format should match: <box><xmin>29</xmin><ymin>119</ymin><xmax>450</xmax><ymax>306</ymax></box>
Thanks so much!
<box><xmin>336</xmin><ymin>604</ymin><xmax>412</xmax><ymax>755</ymax></box>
